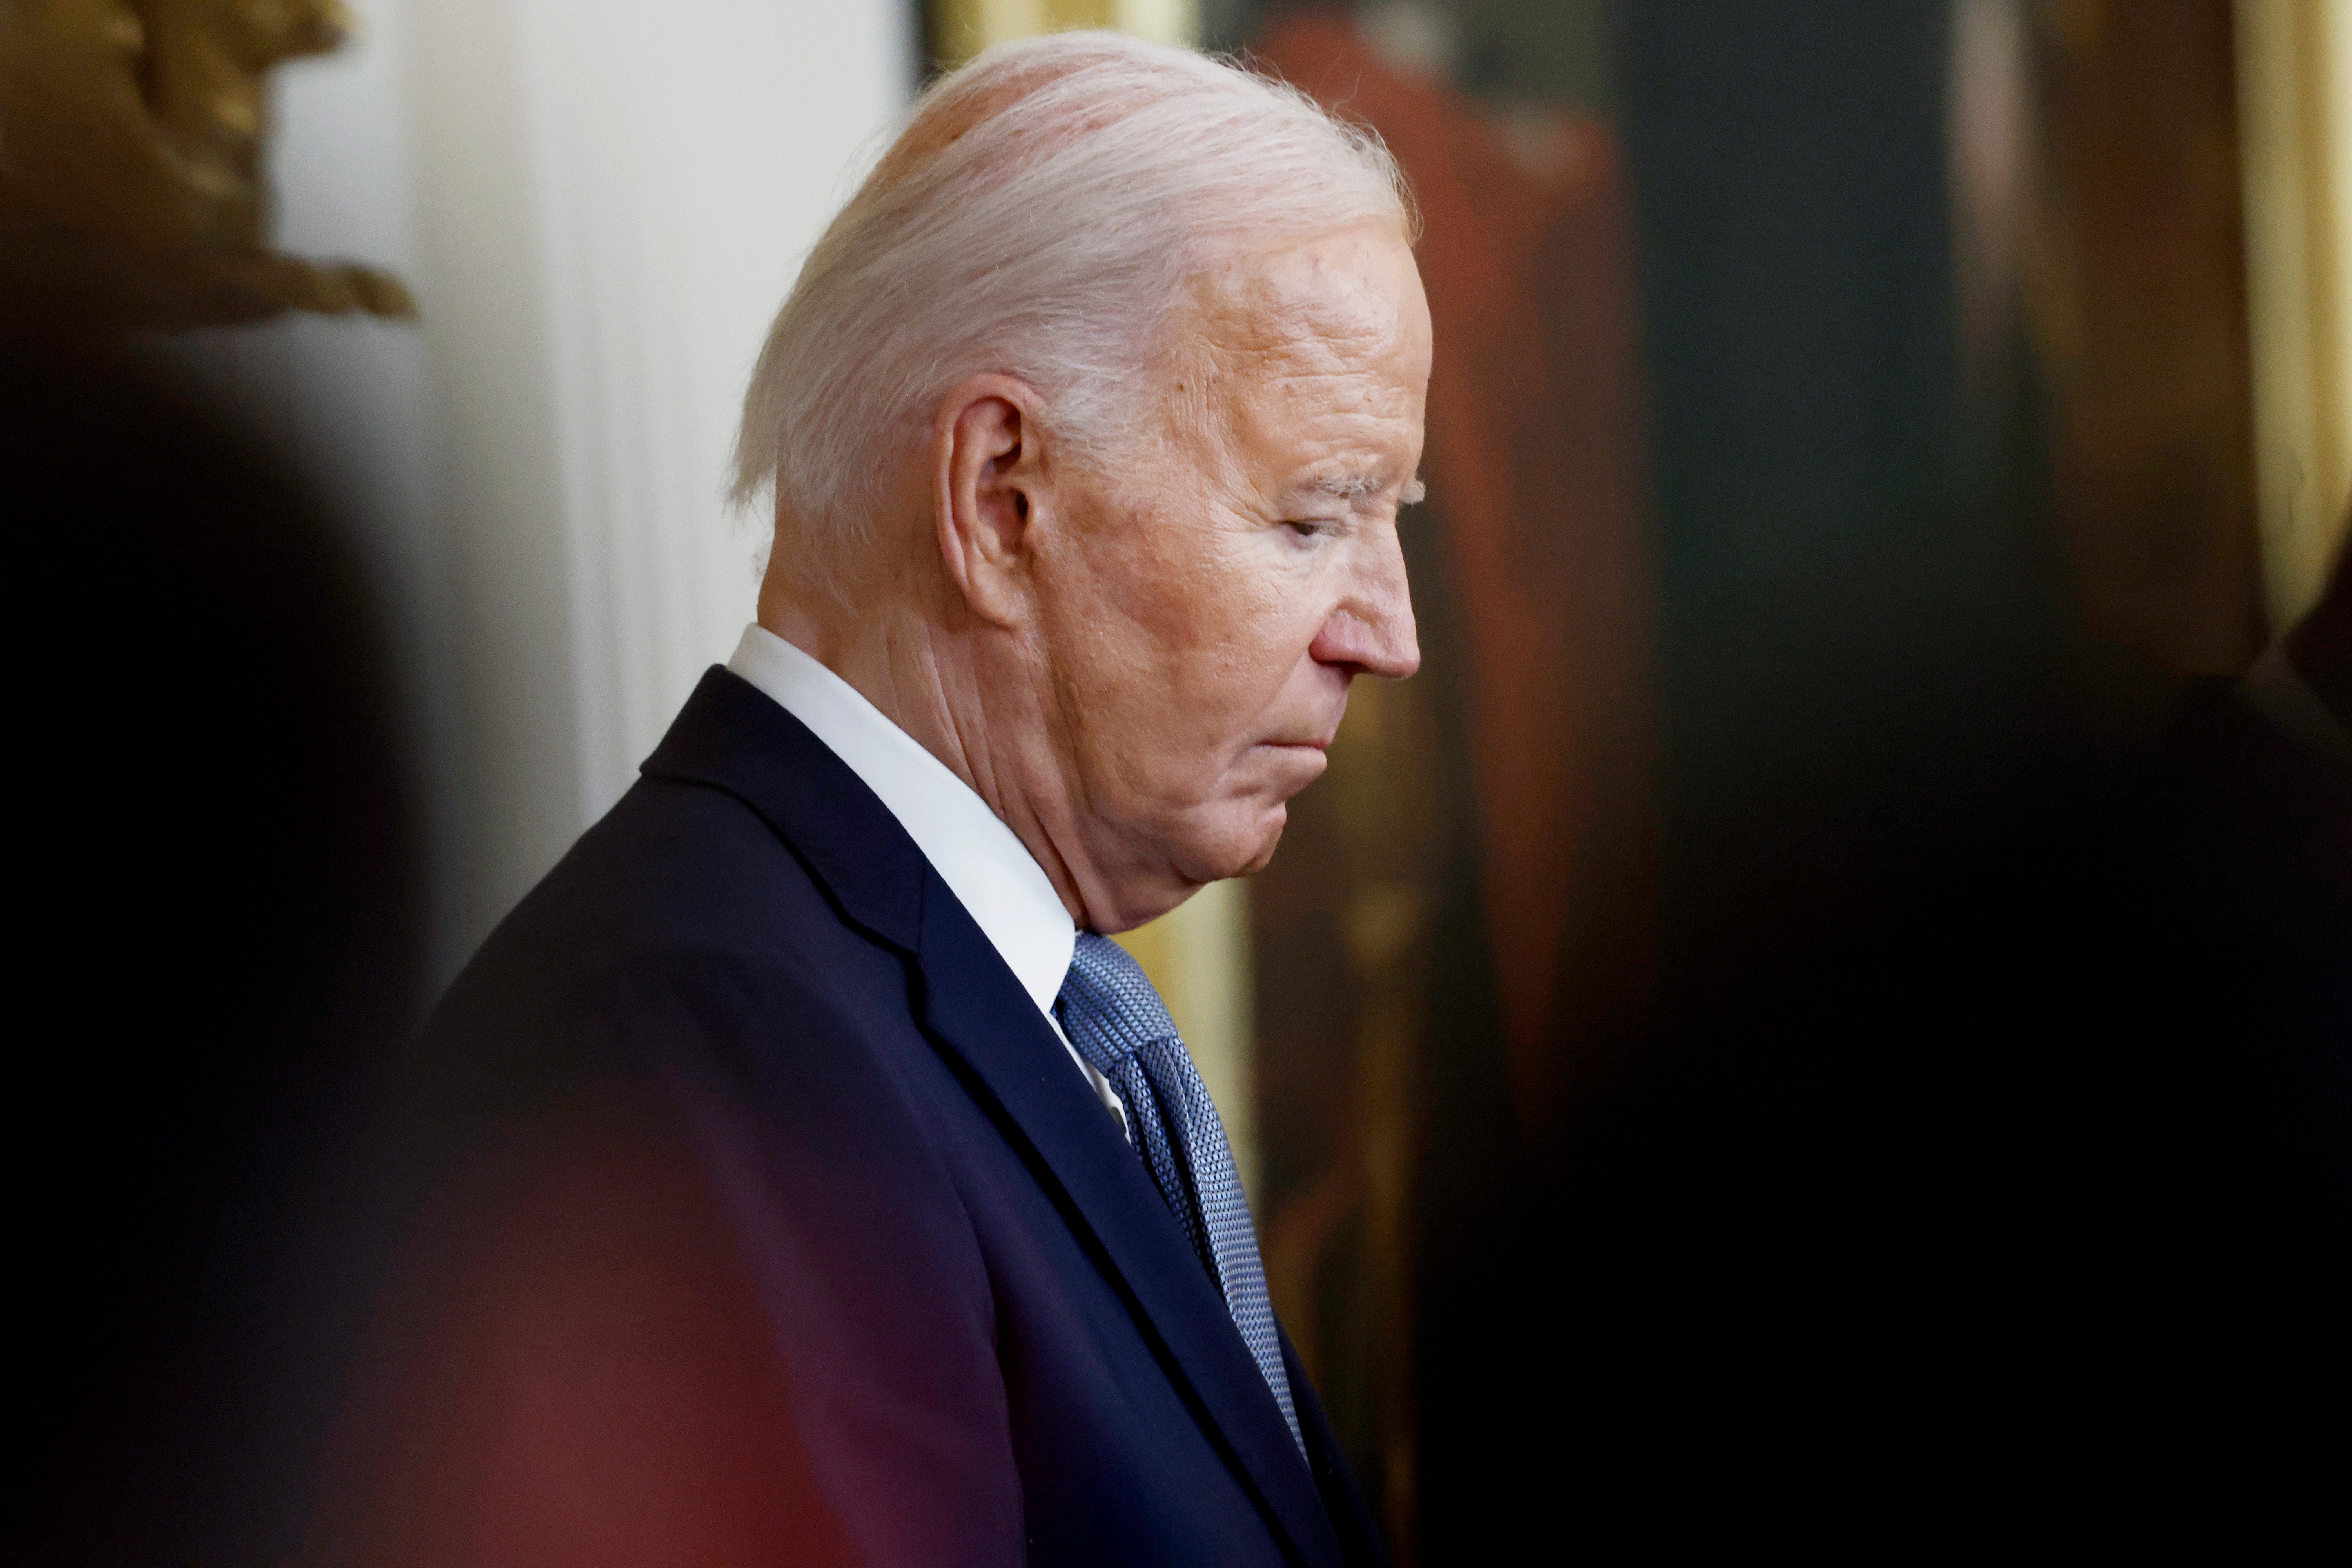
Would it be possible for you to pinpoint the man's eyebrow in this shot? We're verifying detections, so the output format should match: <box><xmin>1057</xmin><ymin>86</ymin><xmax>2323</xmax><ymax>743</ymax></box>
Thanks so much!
<box><xmin>1296</xmin><ymin>473</ymin><xmax>1429</xmax><ymax>505</ymax></box>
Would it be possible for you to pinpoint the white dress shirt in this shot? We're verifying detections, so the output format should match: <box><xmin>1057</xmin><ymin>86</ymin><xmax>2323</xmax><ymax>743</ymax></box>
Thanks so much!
<box><xmin>727</xmin><ymin>624</ymin><xmax>1124</xmax><ymax>1120</ymax></box>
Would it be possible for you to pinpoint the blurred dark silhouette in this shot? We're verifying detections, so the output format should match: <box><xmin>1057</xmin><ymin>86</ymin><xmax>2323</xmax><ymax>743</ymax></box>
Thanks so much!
<box><xmin>3</xmin><ymin>323</ymin><xmax>424</xmax><ymax>1566</ymax></box>
<box><xmin>1515</xmin><ymin>547</ymin><xmax>2350</xmax><ymax>1542</ymax></box>
<box><xmin>2176</xmin><ymin>536</ymin><xmax>2352</xmax><ymax>1214</ymax></box>
<box><xmin>1488</xmin><ymin>0</ymin><xmax>2346</xmax><ymax>1543</ymax></box>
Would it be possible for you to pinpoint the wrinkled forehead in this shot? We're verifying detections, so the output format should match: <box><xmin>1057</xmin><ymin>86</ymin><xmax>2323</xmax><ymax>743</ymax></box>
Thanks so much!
<box><xmin>1152</xmin><ymin>226</ymin><xmax>1430</xmax><ymax>495</ymax></box>
<box><xmin>1184</xmin><ymin>225</ymin><xmax>1426</xmax><ymax>372</ymax></box>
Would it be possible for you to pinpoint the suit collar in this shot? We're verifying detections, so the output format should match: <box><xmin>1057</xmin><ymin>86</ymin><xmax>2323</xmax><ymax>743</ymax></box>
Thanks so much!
<box><xmin>642</xmin><ymin>667</ymin><xmax>926</xmax><ymax>951</ymax></box>
<box><xmin>643</xmin><ymin>667</ymin><xmax>1344</xmax><ymax>1567</ymax></box>
<box><xmin>722</xmin><ymin>624</ymin><xmax>1078</xmax><ymax>1015</ymax></box>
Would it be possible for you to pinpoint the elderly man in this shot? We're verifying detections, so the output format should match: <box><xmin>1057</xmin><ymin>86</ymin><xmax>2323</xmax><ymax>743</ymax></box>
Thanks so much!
<box><xmin>325</xmin><ymin>33</ymin><xmax>1426</xmax><ymax>1567</ymax></box>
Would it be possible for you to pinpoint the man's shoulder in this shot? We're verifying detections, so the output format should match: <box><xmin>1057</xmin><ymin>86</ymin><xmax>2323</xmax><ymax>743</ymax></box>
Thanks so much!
<box><xmin>425</xmin><ymin>771</ymin><xmax>909</xmax><ymax>1094</ymax></box>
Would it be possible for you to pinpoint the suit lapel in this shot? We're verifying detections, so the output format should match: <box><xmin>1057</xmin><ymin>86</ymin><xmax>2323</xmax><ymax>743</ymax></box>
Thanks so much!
<box><xmin>912</xmin><ymin>877</ymin><xmax>1344</xmax><ymax>1568</ymax></box>
<box><xmin>644</xmin><ymin>670</ymin><xmax>1344</xmax><ymax>1568</ymax></box>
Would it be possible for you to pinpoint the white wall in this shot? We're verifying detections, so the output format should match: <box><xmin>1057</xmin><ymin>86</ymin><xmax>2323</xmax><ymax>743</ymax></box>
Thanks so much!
<box><xmin>162</xmin><ymin>0</ymin><xmax>910</xmax><ymax>981</ymax></box>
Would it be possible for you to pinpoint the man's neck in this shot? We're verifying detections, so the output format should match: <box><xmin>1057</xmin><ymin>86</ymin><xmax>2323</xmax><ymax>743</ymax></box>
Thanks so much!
<box><xmin>760</xmin><ymin>599</ymin><xmax>1096</xmax><ymax>927</ymax></box>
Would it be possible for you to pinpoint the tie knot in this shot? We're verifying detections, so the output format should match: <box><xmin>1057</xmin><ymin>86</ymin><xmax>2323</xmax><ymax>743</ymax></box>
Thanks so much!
<box><xmin>1057</xmin><ymin>931</ymin><xmax>1179</xmax><ymax>1073</ymax></box>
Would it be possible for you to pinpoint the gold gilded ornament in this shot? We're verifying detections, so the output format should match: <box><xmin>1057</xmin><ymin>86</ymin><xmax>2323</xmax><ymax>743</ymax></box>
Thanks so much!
<box><xmin>1</xmin><ymin>0</ymin><xmax>414</xmax><ymax>328</ymax></box>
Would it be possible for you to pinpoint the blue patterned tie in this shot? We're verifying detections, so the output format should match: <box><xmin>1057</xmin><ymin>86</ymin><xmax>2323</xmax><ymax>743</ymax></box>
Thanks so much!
<box><xmin>1057</xmin><ymin>932</ymin><xmax>1304</xmax><ymax>1454</ymax></box>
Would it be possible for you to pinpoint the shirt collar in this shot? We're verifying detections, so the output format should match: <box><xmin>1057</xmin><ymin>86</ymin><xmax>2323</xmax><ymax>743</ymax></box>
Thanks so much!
<box><xmin>725</xmin><ymin>624</ymin><xmax>1078</xmax><ymax>1019</ymax></box>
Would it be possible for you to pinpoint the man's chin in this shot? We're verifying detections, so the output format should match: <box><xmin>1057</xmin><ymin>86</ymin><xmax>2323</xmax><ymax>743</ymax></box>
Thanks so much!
<box><xmin>1234</xmin><ymin>818</ymin><xmax>1286</xmax><ymax>877</ymax></box>
<box><xmin>1186</xmin><ymin>800</ymin><xmax>1289</xmax><ymax>882</ymax></box>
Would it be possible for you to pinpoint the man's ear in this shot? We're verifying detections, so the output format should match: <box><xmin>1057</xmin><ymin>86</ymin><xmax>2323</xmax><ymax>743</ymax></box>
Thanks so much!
<box><xmin>933</xmin><ymin>374</ymin><xmax>1050</xmax><ymax>629</ymax></box>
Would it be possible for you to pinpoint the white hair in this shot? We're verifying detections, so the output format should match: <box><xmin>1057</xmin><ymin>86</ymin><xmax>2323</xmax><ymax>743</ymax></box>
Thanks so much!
<box><xmin>730</xmin><ymin>30</ymin><xmax>1414</xmax><ymax>603</ymax></box>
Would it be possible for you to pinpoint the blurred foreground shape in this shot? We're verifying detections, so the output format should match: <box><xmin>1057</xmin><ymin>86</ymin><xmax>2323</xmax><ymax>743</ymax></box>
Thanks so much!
<box><xmin>3</xmin><ymin>334</ymin><xmax>425</xmax><ymax>1567</ymax></box>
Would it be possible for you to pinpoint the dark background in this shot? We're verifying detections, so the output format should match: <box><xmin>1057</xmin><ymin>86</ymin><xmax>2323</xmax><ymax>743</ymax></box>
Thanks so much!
<box><xmin>1223</xmin><ymin>2</ymin><xmax>2349</xmax><ymax>1554</ymax></box>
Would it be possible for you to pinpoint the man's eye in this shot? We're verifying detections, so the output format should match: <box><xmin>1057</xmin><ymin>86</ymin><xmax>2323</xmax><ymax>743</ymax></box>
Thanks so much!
<box><xmin>1285</xmin><ymin>519</ymin><xmax>1334</xmax><ymax>539</ymax></box>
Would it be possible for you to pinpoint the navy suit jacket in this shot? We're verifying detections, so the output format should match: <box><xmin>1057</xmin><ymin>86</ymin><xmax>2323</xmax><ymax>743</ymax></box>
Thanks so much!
<box><xmin>323</xmin><ymin>669</ymin><xmax>1383</xmax><ymax>1567</ymax></box>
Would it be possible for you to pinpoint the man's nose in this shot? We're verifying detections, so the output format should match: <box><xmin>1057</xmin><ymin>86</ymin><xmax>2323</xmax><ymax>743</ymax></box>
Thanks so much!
<box><xmin>1309</xmin><ymin>534</ymin><xmax>1420</xmax><ymax>679</ymax></box>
